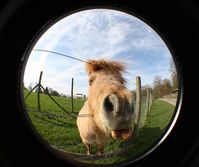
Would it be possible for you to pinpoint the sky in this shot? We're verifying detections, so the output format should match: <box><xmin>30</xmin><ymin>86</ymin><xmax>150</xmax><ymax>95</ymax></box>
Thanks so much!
<box><xmin>23</xmin><ymin>9</ymin><xmax>173</xmax><ymax>96</ymax></box>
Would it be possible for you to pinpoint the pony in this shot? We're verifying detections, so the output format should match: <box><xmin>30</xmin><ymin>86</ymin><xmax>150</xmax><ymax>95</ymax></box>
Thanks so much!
<box><xmin>77</xmin><ymin>59</ymin><xmax>134</xmax><ymax>154</ymax></box>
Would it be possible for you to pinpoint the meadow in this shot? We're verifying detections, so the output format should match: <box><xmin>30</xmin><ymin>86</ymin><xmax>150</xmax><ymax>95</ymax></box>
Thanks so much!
<box><xmin>24</xmin><ymin>89</ymin><xmax>175</xmax><ymax>164</ymax></box>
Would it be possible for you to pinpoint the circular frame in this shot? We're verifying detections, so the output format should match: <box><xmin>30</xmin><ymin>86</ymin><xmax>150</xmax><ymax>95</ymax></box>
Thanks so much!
<box><xmin>0</xmin><ymin>1</ymin><xmax>199</xmax><ymax>167</ymax></box>
<box><xmin>22</xmin><ymin>6</ymin><xmax>183</xmax><ymax>166</ymax></box>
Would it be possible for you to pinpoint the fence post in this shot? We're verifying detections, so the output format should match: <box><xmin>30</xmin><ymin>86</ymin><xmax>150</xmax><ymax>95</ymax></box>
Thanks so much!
<box><xmin>134</xmin><ymin>76</ymin><xmax>141</xmax><ymax>136</ymax></box>
<box><xmin>71</xmin><ymin>78</ymin><xmax>74</xmax><ymax>113</ymax></box>
<box><xmin>37</xmin><ymin>71</ymin><xmax>43</xmax><ymax>112</ymax></box>
<box><xmin>149</xmin><ymin>91</ymin><xmax>153</xmax><ymax>110</ymax></box>
<box><xmin>143</xmin><ymin>88</ymin><xmax>150</xmax><ymax>124</ymax></box>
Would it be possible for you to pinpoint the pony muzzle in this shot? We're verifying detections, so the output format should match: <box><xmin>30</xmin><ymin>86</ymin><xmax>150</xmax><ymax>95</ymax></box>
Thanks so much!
<box><xmin>111</xmin><ymin>128</ymin><xmax>132</xmax><ymax>140</ymax></box>
<box><xmin>103</xmin><ymin>94</ymin><xmax>119</xmax><ymax>114</ymax></box>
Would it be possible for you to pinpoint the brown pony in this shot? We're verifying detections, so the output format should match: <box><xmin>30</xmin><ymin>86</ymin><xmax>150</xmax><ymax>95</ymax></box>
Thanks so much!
<box><xmin>77</xmin><ymin>59</ymin><xmax>134</xmax><ymax>155</ymax></box>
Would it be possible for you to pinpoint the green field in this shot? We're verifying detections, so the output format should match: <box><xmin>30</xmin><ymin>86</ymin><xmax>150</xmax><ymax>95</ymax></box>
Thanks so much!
<box><xmin>24</xmin><ymin>89</ymin><xmax>175</xmax><ymax>165</ymax></box>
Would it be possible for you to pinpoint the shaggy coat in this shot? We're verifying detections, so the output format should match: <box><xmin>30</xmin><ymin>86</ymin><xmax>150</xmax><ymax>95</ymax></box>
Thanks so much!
<box><xmin>77</xmin><ymin>59</ymin><xmax>133</xmax><ymax>154</ymax></box>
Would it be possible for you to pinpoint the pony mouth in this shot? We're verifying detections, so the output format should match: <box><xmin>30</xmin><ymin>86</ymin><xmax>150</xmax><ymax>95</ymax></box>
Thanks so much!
<box><xmin>111</xmin><ymin>128</ymin><xmax>132</xmax><ymax>140</ymax></box>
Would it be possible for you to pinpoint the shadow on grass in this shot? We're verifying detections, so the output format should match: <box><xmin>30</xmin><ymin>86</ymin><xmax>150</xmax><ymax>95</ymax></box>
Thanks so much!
<box><xmin>149</xmin><ymin>110</ymin><xmax>170</xmax><ymax>118</ymax></box>
<box><xmin>79</xmin><ymin>126</ymin><xmax>163</xmax><ymax>165</ymax></box>
<box><xmin>137</xmin><ymin>126</ymin><xmax>163</xmax><ymax>146</ymax></box>
<box><xmin>104</xmin><ymin>127</ymin><xmax>162</xmax><ymax>164</ymax></box>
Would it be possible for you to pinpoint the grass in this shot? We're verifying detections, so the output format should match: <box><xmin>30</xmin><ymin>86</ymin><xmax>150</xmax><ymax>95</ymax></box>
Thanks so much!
<box><xmin>25</xmin><ymin>90</ymin><xmax>84</xmax><ymax>114</ymax></box>
<box><xmin>89</xmin><ymin>100</ymin><xmax>175</xmax><ymax>164</ymax></box>
<box><xmin>24</xmin><ymin>89</ymin><xmax>175</xmax><ymax>165</ymax></box>
<box><xmin>24</xmin><ymin>89</ymin><xmax>85</xmax><ymax>153</ymax></box>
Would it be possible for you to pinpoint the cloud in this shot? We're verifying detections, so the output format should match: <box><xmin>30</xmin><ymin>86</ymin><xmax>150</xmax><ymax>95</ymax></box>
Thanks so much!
<box><xmin>24</xmin><ymin>9</ymin><xmax>173</xmax><ymax>95</ymax></box>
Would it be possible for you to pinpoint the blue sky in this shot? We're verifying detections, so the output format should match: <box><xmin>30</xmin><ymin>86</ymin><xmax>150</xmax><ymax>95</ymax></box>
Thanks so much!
<box><xmin>24</xmin><ymin>9</ymin><xmax>172</xmax><ymax>96</ymax></box>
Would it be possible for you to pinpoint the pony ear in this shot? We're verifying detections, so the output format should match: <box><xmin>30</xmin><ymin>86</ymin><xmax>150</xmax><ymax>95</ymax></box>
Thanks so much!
<box><xmin>86</xmin><ymin>60</ymin><xmax>102</xmax><ymax>75</ymax></box>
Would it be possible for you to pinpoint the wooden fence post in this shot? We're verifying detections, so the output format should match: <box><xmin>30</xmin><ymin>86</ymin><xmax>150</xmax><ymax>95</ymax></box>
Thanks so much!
<box><xmin>37</xmin><ymin>71</ymin><xmax>43</xmax><ymax>112</ymax></box>
<box><xmin>143</xmin><ymin>88</ymin><xmax>150</xmax><ymax>124</ymax></box>
<box><xmin>134</xmin><ymin>76</ymin><xmax>141</xmax><ymax>136</ymax></box>
<box><xmin>71</xmin><ymin>78</ymin><xmax>74</xmax><ymax>113</ymax></box>
<box><xmin>149</xmin><ymin>91</ymin><xmax>153</xmax><ymax>110</ymax></box>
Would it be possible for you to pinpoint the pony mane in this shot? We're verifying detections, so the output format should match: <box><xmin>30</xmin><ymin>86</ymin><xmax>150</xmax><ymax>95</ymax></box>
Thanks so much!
<box><xmin>86</xmin><ymin>59</ymin><xmax>126</xmax><ymax>83</ymax></box>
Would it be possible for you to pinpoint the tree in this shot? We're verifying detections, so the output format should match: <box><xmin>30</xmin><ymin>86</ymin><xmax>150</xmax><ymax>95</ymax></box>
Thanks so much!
<box><xmin>45</xmin><ymin>87</ymin><xmax>60</xmax><ymax>97</ymax></box>
<box><xmin>162</xmin><ymin>79</ymin><xmax>172</xmax><ymax>95</ymax></box>
<box><xmin>28</xmin><ymin>85</ymin><xmax>32</xmax><ymax>91</ymax></box>
<box><xmin>153</xmin><ymin>76</ymin><xmax>162</xmax><ymax>87</ymax></box>
<box><xmin>153</xmin><ymin>76</ymin><xmax>162</xmax><ymax>99</ymax></box>
<box><xmin>152</xmin><ymin>76</ymin><xmax>172</xmax><ymax>99</ymax></box>
<box><xmin>169</xmin><ymin>59</ymin><xmax>178</xmax><ymax>89</ymax></box>
<box><xmin>50</xmin><ymin>90</ymin><xmax>60</xmax><ymax>97</ymax></box>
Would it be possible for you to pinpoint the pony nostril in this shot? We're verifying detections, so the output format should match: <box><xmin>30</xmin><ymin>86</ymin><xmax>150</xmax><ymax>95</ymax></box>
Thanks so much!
<box><xmin>104</xmin><ymin>94</ymin><xmax>119</xmax><ymax>113</ymax></box>
<box><xmin>104</xmin><ymin>96</ymin><xmax>114</xmax><ymax>112</ymax></box>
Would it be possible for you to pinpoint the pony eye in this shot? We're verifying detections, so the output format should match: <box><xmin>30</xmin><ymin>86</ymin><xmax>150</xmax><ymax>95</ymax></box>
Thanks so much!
<box><xmin>89</xmin><ymin>79</ymin><xmax>93</xmax><ymax>85</ymax></box>
<box><xmin>89</xmin><ymin>75</ymin><xmax>95</xmax><ymax>85</ymax></box>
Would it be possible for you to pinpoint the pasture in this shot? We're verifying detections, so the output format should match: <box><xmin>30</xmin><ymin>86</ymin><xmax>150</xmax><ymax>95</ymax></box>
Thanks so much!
<box><xmin>24</xmin><ymin>89</ymin><xmax>175</xmax><ymax>164</ymax></box>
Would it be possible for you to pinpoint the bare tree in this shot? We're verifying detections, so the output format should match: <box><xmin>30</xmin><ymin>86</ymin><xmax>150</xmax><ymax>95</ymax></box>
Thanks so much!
<box><xmin>152</xmin><ymin>75</ymin><xmax>173</xmax><ymax>99</ymax></box>
<box><xmin>169</xmin><ymin>59</ymin><xmax>178</xmax><ymax>89</ymax></box>
<box><xmin>162</xmin><ymin>79</ymin><xmax>172</xmax><ymax>94</ymax></box>
<box><xmin>153</xmin><ymin>76</ymin><xmax>163</xmax><ymax>99</ymax></box>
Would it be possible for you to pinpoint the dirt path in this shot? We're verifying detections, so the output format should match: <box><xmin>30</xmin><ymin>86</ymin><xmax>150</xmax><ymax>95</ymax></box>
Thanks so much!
<box><xmin>158</xmin><ymin>98</ymin><xmax>177</xmax><ymax>106</ymax></box>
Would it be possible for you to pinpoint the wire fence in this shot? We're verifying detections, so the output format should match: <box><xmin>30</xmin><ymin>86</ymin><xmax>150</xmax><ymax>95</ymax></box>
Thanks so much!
<box><xmin>23</xmin><ymin>71</ymin><xmax>154</xmax><ymax>161</ymax></box>
<box><xmin>24</xmin><ymin>71</ymin><xmax>153</xmax><ymax>130</ymax></box>
<box><xmin>25</xmin><ymin>71</ymin><xmax>77</xmax><ymax>119</ymax></box>
<box><xmin>139</xmin><ymin>90</ymin><xmax>153</xmax><ymax>128</ymax></box>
